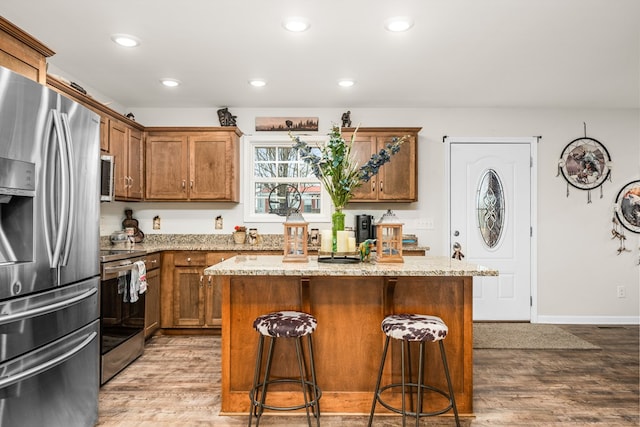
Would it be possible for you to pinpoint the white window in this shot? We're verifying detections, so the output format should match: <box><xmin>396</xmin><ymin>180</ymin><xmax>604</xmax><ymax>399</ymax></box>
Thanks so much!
<box><xmin>243</xmin><ymin>135</ymin><xmax>331</xmax><ymax>223</ymax></box>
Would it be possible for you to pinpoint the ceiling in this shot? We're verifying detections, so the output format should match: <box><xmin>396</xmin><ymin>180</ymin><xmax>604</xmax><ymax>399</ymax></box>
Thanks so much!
<box><xmin>2</xmin><ymin>0</ymin><xmax>639</xmax><ymax>109</ymax></box>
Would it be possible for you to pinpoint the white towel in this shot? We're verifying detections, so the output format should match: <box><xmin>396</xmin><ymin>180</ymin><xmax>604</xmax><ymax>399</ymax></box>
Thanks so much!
<box><xmin>131</xmin><ymin>260</ymin><xmax>148</xmax><ymax>297</ymax></box>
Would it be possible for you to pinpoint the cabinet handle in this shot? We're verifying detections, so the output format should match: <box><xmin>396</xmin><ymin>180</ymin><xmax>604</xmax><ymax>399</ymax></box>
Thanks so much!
<box><xmin>208</xmin><ymin>276</ymin><xmax>212</xmax><ymax>287</ymax></box>
<box><xmin>187</xmin><ymin>257</ymin><xmax>191</xmax><ymax>262</ymax></box>
<box><xmin>181</xmin><ymin>180</ymin><xmax>186</xmax><ymax>190</ymax></box>
<box><xmin>190</xmin><ymin>180</ymin><xmax>194</xmax><ymax>189</ymax></box>
<box><xmin>371</xmin><ymin>179</ymin><xmax>376</xmax><ymax>192</ymax></box>
<box><xmin>200</xmin><ymin>276</ymin><xmax>204</xmax><ymax>288</ymax></box>
<box><xmin>380</xmin><ymin>180</ymin><xmax>383</xmax><ymax>192</ymax></box>
<box><xmin>151</xmin><ymin>259</ymin><xmax>157</xmax><ymax>264</ymax></box>
<box><xmin>221</xmin><ymin>257</ymin><xmax>225</xmax><ymax>262</ymax></box>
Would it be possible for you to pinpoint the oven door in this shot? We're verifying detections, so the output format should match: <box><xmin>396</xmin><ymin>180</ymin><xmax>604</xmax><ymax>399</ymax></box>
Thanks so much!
<box><xmin>100</xmin><ymin>264</ymin><xmax>145</xmax><ymax>384</ymax></box>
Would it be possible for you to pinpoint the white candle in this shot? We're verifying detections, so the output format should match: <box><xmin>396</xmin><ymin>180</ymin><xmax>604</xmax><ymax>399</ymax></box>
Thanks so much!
<box><xmin>320</xmin><ymin>230</ymin><xmax>332</xmax><ymax>252</ymax></box>
<box><xmin>347</xmin><ymin>237</ymin><xmax>357</xmax><ymax>253</ymax></box>
<box><xmin>336</xmin><ymin>230</ymin><xmax>348</xmax><ymax>253</ymax></box>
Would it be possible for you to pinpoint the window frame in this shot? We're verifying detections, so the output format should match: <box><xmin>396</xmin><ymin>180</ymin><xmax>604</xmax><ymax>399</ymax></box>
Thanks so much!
<box><xmin>243</xmin><ymin>134</ymin><xmax>331</xmax><ymax>223</ymax></box>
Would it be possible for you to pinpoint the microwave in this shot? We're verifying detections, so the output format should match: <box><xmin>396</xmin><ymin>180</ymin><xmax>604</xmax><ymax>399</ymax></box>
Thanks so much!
<box><xmin>100</xmin><ymin>155</ymin><xmax>114</xmax><ymax>201</ymax></box>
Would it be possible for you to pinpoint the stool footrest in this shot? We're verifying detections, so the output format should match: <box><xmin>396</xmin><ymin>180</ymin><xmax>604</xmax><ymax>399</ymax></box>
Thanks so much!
<box><xmin>249</xmin><ymin>378</ymin><xmax>322</xmax><ymax>412</ymax></box>
<box><xmin>375</xmin><ymin>382</ymin><xmax>455</xmax><ymax>417</ymax></box>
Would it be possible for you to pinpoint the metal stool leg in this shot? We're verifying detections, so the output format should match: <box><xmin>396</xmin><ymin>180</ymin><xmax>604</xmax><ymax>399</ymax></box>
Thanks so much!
<box><xmin>368</xmin><ymin>336</ymin><xmax>391</xmax><ymax>427</ymax></box>
<box><xmin>439</xmin><ymin>340</ymin><xmax>461</xmax><ymax>427</ymax></box>
<box><xmin>306</xmin><ymin>335</ymin><xmax>321</xmax><ymax>425</ymax></box>
<box><xmin>294</xmin><ymin>337</ymin><xmax>313</xmax><ymax>427</ymax></box>
<box><xmin>248</xmin><ymin>335</ymin><xmax>264</xmax><ymax>427</ymax></box>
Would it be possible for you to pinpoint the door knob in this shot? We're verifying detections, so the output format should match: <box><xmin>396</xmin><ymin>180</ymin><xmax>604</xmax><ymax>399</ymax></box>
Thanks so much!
<box><xmin>453</xmin><ymin>230</ymin><xmax>460</xmax><ymax>237</ymax></box>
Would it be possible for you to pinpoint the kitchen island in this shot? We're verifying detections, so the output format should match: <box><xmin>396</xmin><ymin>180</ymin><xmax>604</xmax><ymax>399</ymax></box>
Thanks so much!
<box><xmin>204</xmin><ymin>255</ymin><xmax>497</xmax><ymax>417</ymax></box>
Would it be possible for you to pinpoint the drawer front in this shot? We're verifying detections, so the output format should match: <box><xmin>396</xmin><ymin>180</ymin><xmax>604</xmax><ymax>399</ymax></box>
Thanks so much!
<box><xmin>173</xmin><ymin>252</ymin><xmax>206</xmax><ymax>266</ymax></box>
<box><xmin>144</xmin><ymin>252</ymin><xmax>161</xmax><ymax>270</ymax></box>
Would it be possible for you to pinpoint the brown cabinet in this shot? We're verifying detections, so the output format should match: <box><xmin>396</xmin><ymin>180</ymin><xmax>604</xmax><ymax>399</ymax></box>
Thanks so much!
<box><xmin>145</xmin><ymin>127</ymin><xmax>242</xmax><ymax>202</ymax></box>
<box><xmin>160</xmin><ymin>251</ymin><xmax>239</xmax><ymax>330</ymax></box>
<box><xmin>144</xmin><ymin>252</ymin><xmax>161</xmax><ymax>339</ymax></box>
<box><xmin>110</xmin><ymin>120</ymin><xmax>144</xmax><ymax>200</ymax></box>
<box><xmin>341</xmin><ymin>127</ymin><xmax>420</xmax><ymax>203</ymax></box>
<box><xmin>0</xmin><ymin>17</ymin><xmax>54</xmax><ymax>84</ymax></box>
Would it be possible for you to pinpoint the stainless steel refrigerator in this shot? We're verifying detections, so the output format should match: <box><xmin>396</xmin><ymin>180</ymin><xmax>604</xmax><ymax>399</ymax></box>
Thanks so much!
<box><xmin>0</xmin><ymin>66</ymin><xmax>101</xmax><ymax>427</ymax></box>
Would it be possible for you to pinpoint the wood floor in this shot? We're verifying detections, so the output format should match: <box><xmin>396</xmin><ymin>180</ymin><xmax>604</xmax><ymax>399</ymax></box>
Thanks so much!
<box><xmin>97</xmin><ymin>325</ymin><xmax>639</xmax><ymax>426</ymax></box>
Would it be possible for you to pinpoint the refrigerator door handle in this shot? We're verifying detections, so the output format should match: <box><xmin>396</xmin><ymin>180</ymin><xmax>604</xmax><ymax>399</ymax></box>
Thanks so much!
<box><xmin>42</xmin><ymin>109</ymin><xmax>71</xmax><ymax>269</ymax></box>
<box><xmin>0</xmin><ymin>331</ymin><xmax>97</xmax><ymax>389</ymax></box>
<box><xmin>59</xmin><ymin>113</ymin><xmax>76</xmax><ymax>267</ymax></box>
<box><xmin>0</xmin><ymin>287</ymin><xmax>97</xmax><ymax>325</ymax></box>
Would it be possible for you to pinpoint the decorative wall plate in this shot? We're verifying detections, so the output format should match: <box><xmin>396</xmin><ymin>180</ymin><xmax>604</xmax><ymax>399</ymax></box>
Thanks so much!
<box><xmin>614</xmin><ymin>180</ymin><xmax>640</xmax><ymax>233</ymax></box>
<box><xmin>557</xmin><ymin>135</ymin><xmax>612</xmax><ymax>202</ymax></box>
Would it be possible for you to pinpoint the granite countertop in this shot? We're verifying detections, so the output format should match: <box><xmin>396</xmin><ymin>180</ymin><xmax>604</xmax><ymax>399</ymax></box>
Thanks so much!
<box><xmin>204</xmin><ymin>255</ymin><xmax>498</xmax><ymax>277</ymax></box>
<box><xmin>100</xmin><ymin>234</ymin><xmax>430</xmax><ymax>254</ymax></box>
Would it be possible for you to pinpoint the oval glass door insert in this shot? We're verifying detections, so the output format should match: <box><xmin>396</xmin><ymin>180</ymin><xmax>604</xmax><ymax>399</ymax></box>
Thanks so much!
<box><xmin>477</xmin><ymin>169</ymin><xmax>505</xmax><ymax>248</ymax></box>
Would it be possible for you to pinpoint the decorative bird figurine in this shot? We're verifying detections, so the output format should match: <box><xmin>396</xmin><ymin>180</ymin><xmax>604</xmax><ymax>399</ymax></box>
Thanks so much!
<box><xmin>359</xmin><ymin>239</ymin><xmax>376</xmax><ymax>262</ymax></box>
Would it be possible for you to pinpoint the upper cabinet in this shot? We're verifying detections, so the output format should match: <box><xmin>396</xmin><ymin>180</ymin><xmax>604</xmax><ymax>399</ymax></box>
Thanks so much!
<box><xmin>109</xmin><ymin>119</ymin><xmax>144</xmax><ymax>200</ymax></box>
<box><xmin>145</xmin><ymin>127</ymin><xmax>241</xmax><ymax>202</ymax></box>
<box><xmin>0</xmin><ymin>17</ymin><xmax>54</xmax><ymax>84</ymax></box>
<box><xmin>342</xmin><ymin>127</ymin><xmax>421</xmax><ymax>202</ymax></box>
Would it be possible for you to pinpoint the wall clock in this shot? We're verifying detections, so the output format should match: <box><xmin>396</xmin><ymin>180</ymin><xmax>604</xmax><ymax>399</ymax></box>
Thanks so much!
<box><xmin>267</xmin><ymin>184</ymin><xmax>302</xmax><ymax>216</ymax></box>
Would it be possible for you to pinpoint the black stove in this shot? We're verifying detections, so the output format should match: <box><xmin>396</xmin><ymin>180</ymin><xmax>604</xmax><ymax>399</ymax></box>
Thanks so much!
<box><xmin>99</xmin><ymin>249</ymin><xmax>147</xmax><ymax>263</ymax></box>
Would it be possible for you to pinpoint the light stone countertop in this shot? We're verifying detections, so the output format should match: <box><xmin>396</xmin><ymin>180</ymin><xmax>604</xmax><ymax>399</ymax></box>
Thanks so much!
<box><xmin>204</xmin><ymin>255</ymin><xmax>498</xmax><ymax>277</ymax></box>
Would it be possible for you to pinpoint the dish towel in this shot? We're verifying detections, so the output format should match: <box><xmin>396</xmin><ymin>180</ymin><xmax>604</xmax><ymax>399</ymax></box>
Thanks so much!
<box><xmin>129</xmin><ymin>260</ymin><xmax>148</xmax><ymax>304</ymax></box>
<box><xmin>118</xmin><ymin>270</ymin><xmax>129</xmax><ymax>302</ymax></box>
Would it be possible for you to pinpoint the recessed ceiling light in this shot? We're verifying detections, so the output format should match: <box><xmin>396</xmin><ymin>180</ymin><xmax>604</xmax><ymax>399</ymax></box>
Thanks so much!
<box><xmin>111</xmin><ymin>34</ymin><xmax>140</xmax><ymax>47</ymax></box>
<box><xmin>160</xmin><ymin>78</ymin><xmax>181</xmax><ymax>87</ymax></box>
<box><xmin>338</xmin><ymin>79</ymin><xmax>355</xmax><ymax>88</ymax></box>
<box><xmin>384</xmin><ymin>17</ymin><xmax>414</xmax><ymax>32</ymax></box>
<box><xmin>249</xmin><ymin>79</ymin><xmax>267</xmax><ymax>87</ymax></box>
<box><xmin>282</xmin><ymin>17</ymin><xmax>310</xmax><ymax>32</ymax></box>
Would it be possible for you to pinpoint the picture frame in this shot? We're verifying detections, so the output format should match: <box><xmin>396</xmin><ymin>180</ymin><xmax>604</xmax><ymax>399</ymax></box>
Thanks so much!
<box><xmin>255</xmin><ymin>117</ymin><xmax>319</xmax><ymax>132</ymax></box>
<box><xmin>614</xmin><ymin>179</ymin><xmax>640</xmax><ymax>233</ymax></box>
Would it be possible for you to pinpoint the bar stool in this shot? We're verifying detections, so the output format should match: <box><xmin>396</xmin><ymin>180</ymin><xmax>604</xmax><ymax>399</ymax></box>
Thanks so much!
<box><xmin>248</xmin><ymin>311</ymin><xmax>321</xmax><ymax>427</ymax></box>
<box><xmin>368</xmin><ymin>314</ymin><xmax>460</xmax><ymax>427</ymax></box>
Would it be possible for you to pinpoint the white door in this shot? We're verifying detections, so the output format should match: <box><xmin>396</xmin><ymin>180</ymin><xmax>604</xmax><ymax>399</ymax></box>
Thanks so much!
<box><xmin>449</xmin><ymin>139</ymin><xmax>534</xmax><ymax>321</ymax></box>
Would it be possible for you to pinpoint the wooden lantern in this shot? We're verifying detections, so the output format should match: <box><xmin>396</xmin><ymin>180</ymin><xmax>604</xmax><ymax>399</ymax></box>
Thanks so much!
<box><xmin>375</xmin><ymin>210</ymin><xmax>404</xmax><ymax>263</ymax></box>
<box><xmin>283</xmin><ymin>212</ymin><xmax>309</xmax><ymax>262</ymax></box>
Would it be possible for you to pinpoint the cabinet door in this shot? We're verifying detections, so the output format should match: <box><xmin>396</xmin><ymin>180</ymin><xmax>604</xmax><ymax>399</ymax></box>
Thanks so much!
<box><xmin>204</xmin><ymin>252</ymin><xmax>236</xmax><ymax>327</ymax></box>
<box><xmin>144</xmin><ymin>268</ymin><xmax>160</xmax><ymax>338</ymax></box>
<box><xmin>100</xmin><ymin>116</ymin><xmax>109</xmax><ymax>152</ymax></box>
<box><xmin>127</xmin><ymin>128</ymin><xmax>144</xmax><ymax>200</ymax></box>
<box><xmin>376</xmin><ymin>133</ymin><xmax>416</xmax><ymax>201</ymax></box>
<box><xmin>109</xmin><ymin>120</ymin><xmax>128</xmax><ymax>199</ymax></box>
<box><xmin>348</xmin><ymin>134</ymin><xmax>379</xmax><ymax>201</ymax></box>
<box><xmin>189</xmin><ymin>133</ymin><xmax>234</xmax><ymax>200</ymax></box>
<box><xmin>146</xmin><ymin>135</ymin><xmax>188</xmax><ymax>200</ymax></box>
<box><xmin>172</xmin><ymin>267</ymin><xmax>205</xmax><ymax>327</ymax></box>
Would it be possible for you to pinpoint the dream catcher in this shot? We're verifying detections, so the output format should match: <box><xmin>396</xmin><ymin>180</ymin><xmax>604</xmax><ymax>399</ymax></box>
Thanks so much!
<box><xmin>611</xmin><ymin>180</ymin><xmax>640</xmax><ymax>258</ymax></box>
<box><xmin>557</xmin><ymin>123</ymin><xmax>612</xmax><ymax>203</ymax></box>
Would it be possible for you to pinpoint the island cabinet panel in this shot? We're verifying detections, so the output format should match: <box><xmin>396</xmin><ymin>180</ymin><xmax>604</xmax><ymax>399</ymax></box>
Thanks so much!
<box><xmin>143</xmin><ymin>252</ymin><xmax>162</xmax><ymax>339</ymax></box>
<box><xmin>145</xmin><ymin>127</ymin><xmax>241</xmax><ymax>202</ymax></box>
<box><xmin>219</xmin><ymin>270</ymin><xmax>475</xmax><ymax>416</ymax></box>
<box><xmin>341</xmin><ymin>127</ymin><xmax>420</xmax><ymax>202</ymax></box>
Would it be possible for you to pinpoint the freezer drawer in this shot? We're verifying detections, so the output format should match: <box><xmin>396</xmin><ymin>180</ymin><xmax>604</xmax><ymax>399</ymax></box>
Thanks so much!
<box><xmin>0</xmin><ymin>277</ymin><xmax>99</xmax><ymax>363</ymax></box>
<box><xmin>0</xmin><ymin>319</ymin><xmax>99</xmax><ymax>427</ymax></box>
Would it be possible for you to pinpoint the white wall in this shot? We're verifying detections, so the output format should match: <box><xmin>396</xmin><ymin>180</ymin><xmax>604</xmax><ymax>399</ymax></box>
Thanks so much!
<box><xmin>100</xmin><ymin>106</ymin><xmax>640</xmax><ymax>322</ymax></box>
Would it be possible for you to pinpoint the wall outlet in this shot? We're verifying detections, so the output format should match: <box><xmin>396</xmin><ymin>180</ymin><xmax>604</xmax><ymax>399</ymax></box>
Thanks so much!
<box><xmin>617</xmin><ymin>285</ymin><xmax>626</xmax><ymax>298</ymax></box>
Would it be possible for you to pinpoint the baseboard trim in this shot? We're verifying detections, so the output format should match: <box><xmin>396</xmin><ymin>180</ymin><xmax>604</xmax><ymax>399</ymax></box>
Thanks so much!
<box><xmin>536</xmin><ymin>315</ymin><xmax>640</xmax><ymax>325</ymax></box>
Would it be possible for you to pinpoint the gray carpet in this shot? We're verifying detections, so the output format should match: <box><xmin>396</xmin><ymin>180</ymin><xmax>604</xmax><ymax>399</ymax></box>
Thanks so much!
<box><xmin>473</xmin><ymin>322</ymin><xmax>600</xmax><ymax>349</ymax></box>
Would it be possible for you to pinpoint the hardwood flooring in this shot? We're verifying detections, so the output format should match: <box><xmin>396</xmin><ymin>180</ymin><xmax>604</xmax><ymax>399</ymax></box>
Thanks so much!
<box><xmin>97</xmin><ymin>325</ymin><xmax>639</xmax><ymax>426</ymax></box>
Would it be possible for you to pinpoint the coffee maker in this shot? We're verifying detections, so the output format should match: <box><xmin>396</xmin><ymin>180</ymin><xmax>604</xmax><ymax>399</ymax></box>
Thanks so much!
<box><xmin>355</xmin><ymin>214</ymin><xmax>376</xmax><ymax>244</ymax></box>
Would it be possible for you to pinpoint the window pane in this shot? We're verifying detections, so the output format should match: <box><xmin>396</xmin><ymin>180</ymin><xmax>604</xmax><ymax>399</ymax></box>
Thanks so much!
<box><xmin>278</xmin><ymin>163</ymin><xmax>298</xmax><ymax>177</ymax></box>
<box><xmin>254</xmin><ymin>162</ymin><xmax>276</xmax><ymax>177</ymax></box>
<box><xmin>253</xmin><ymin>182</ymin><xmax>321</xmax><ymax>215</ymax></box>
<box><xmin>476</xmin><ymin>169</ymin><xmax>505</xmax><ymax>248</ymax></box>
<box><xmin>255</xmin><ymin>147</ymin><xmax>275</xmax><ymax>162</ymax></box>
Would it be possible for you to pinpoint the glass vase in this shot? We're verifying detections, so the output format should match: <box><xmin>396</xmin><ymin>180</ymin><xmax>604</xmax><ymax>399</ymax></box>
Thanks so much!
<box><xmin>331</xmin><ymin>210</ymin><xmax>345</xmax><ymax>253</ymax></box>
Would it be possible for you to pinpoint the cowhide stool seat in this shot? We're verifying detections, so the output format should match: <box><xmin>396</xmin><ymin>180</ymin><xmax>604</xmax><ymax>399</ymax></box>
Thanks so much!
<box><xmin>248</xmin><ymin>311</ymin><xmax>321</xmax><ymax>427</ymax></box>
<box><xmin>368</xmin><ymin>314</ymin><xmax>460</xmax><ymax>427</ymax></box>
